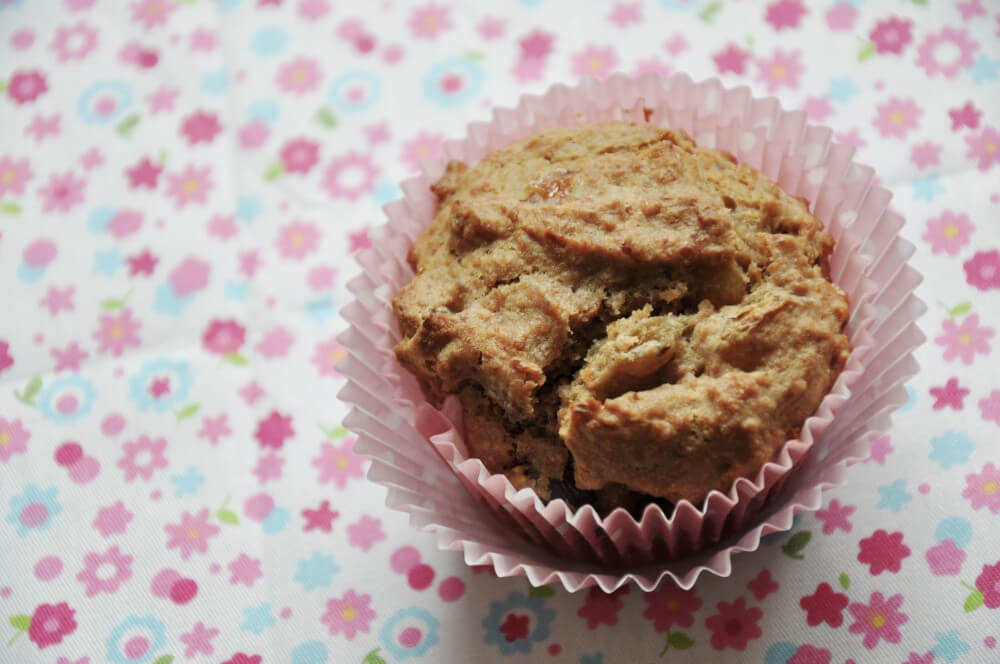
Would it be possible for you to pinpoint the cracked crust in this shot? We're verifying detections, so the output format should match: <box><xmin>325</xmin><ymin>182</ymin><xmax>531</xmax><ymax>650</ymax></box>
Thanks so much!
<box><xmin>393</xmin><ymin>122</ymin><xmax>850</xmax><ymax>513</ymax></box>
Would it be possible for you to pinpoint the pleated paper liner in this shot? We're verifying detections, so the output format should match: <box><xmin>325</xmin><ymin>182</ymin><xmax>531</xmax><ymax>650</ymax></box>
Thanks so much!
<box><xmin>337</xmin><ymin>73</ymin><xmax>925</xmax><ymax>592</ymax></box>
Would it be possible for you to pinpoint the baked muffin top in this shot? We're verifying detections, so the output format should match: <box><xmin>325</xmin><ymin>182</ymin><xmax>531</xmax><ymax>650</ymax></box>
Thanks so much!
<box><xmin>393</xmin><ymin>121</ymin><xmax>850</xmax><ymax>508</ymax></box>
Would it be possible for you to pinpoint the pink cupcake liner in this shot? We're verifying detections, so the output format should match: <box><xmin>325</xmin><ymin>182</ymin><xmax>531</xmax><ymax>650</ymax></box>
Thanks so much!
<box><xmin>337</xmin><ymin>73</ymin><xmax>925</xmax><ymax>592</ymax></box>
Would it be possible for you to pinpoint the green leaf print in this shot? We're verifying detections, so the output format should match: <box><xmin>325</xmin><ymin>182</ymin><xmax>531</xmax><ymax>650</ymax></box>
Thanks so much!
<box><xmin>857</xmin><ymin>41</ymin><xmax>876</xmax><ymax>62</ymax></box>
<box><xmin>116</xmin><ymin>113</ymin><xmax>141</xmax><ymax>136</ymax></box>
<box><xmin>964</xmin><ymin>589</ymin><xmax>984</xmax><ymax>612</ymax></box>
<box><xmin>527</xmin><ymin>584</ymin><xmax>555</xmax><ymax>599</ymax></box>
<box><xmin>216</xmin><ymin>508</ymin><xmax>239</xmax><ymax>525</ymax></box>
<box><xmin>667</xmin><ymin>632</ymin><xmax>694</xmax><ymax>649</ymax></box>
<box><xmin>362</xmin><ymin>648</ymin><xmax>388</xmax><ymax>664</ymax></box>
<box><xmin>839</xmin><ymin>572</ymin><xmax>851</xmax><ymax>589</ymax></box>
<box><xmin>174</xmin><ymin>403</ymin><xmax>200</xmax><ymax>422</ymax></box>
<box><xmin>0</xmin><ymin>201</ymin><xmax>21</xmax><ymax>215</ymax></box>
<box><xmin>8</xmin><ymin>615</ymin><xmax>30</xmax><ymax>631</ymax></box>
<box><xmin>949</xmin><ymin>302</ymin><xmax>972</xmax><ymax>319</ymax></box>
<box><xmin>224</xmin><ymin>352</ymin><xmax>248</xmax><ymax>366</ymax></box>
<box><xmin>464</xmin><ymin>50</ymin><xmax>485</xmax><ymax>62</ymax></box>
<box><xmin>14</xmin><ymin>376</ymin><xmax>42</xmax><ymax>406</ymax></box>
<box><xmin>316</xmin><ymin>107</ymin><xmax>337</xmax><ymax>128</ymax></box>
<box><xmin>264</xmin><ymin>161</ymin><xmax>283</xmax><ymax>181</ymax></box>
<box><xmin>697</xmin><ymin>1</ymin><xmax>721</xmax><ymax>22</ymax></box>
<box><xmin>152</xmin><ymin>656</ymin><xmax>175</xmax><ymax>664</ymax></box>
<box><xmin>781</xmin><ymin>530</ymin><xmax>812</xmax><ymax>560</ymax></box>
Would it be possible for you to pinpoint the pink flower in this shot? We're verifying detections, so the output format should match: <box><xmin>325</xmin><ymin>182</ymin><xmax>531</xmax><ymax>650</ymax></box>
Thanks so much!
<box><xmin>788</xmin><ymin>645</ymin><xmax>832</xmax><ymax>664</ymax></box>
<box><xmin>276</xmin><ymin>221</ymin><xmax>320</xmax><ymax>260</ymax></box>
<box><xmin>52</xmin><ymin>343</ymin><xmax>87</xmax><ymax>372</ymax></box>
<box><xmin>980</xmin><ymin>390</ymin><xmax>1000</xmax><ymax>426</ymax></box>
<box><xmin>255</xmin><ymin>411</ymin><xmax>294</xmax><ymax>449</ymax></box>
<box><xmin>280</xmin><ymin>138</ymin><xmax>319</xmax><ymax>174</ymax></box>
<box><xmin>578</xmin><ymin>586</ymin><xmax>628</xmax><ymax>629</ymax></box>
<box><xmin>126</xmin><ymin>157</ymin><xmax>162</xmax><ymax>189</ymax></box>
<box><xmin>223</xmin><ymin>655</ymin><xmax>262</xmax><ymax>664</ymax></box>
<box><xmin>869</xmin><ymin>17</ymin><xmax>912</xmax><ymax>54</ymax></box>
<box><xmin>963</xmin><ymin>462</ymin><xmax>1000</xmax><ymax>513</ymax></box>
<box><xmin>239</xmin><ymin>121</ymin><xmax>270</xmax><ymax>149</ymax></box>
<box><xmin>847</xmin><ymin>592</ymin><xmax>907</xmax><ymax>649</ymax></box>
<box><xmin>571</xmin><ymin>45</ymin><xmax>619</xmax><ymax>80</ymax></box>
<box><xmin>165</xmin><ymin>508</ymin><xmax>220</xmax><ymax>559</ymax></box>
<box><xmin>38</xmin><ymin>171</ymin><xmax>86</xmax><ymax>214</ymax></box>
<box><xmin>873</xmin><ymin>97</ymin><xmax>921</xmax><ymax>139</ymax></box>
<box><xmin>747</xmin><ymin>569</ymin><xmax>778</xmax><ymax>600</ymax></box>
<box><xmin>400</xmin><ymin>132</ymin><xmax>444</xmax><ymax>172</ymax></box>
<box><xmin>179</xmin><ymin>622</ymin><xmax>218</xmax><ymax>658</ymax></box>
<box><xmin>825</xmin><ymin>3</ymin><xmax>856</xmax><ymax>31</ymax></box>
<box><xmin>934</xmin><ymin>313</ymin><xmax>994</xmax><ymax>365</ymax></box>
<box><xmin>323</xmin><ymin>152</ymin><xmax>379</xmax><ymax>200</ymax></box>
<box><xmin>93</xmin><ymin>501</ymin><xmax>133</xmax><ymax>537</ymax></box>
<box><xmin>923</xmin><ymin>210</ymin><xmax>973</xmax><ymax>255</ymax></box>
<box><xmin>519</xmin><ymin>30</ymin><xmax>553</xmax><ymax>59</ymax></box>
<box><xmin>253</xmin><ymin>452</ymin><xmax>284</xmax><ymax>484</ymax></box>
<box><xmin>202</xmin><ymin>319</ymin><xmax>246</xmax><ymax>354</ymax></box>
<box><xmin>976</xmin><ymin>561</ymin><xmax>1000</xmax><ymax>608</ymax></box>
<box><xmin>803</xmin><ymin>97</ymin><xmax>833</xmax><ymax>122</ymax></box>
<box><xmin>312</xmin><ymin>439</ymin><xmax>365</xmax><ymax>487</ymax></box>
<box><xmin>50</xmin><ymin>21</ymin><xmax>98</xmax><ymax>61</ymax></box>
<box><xmin>478</xmin><ymin>17</ymin><xmax>505</xmax><ymax>39</ymax></box>
<box><xmin>165</xmin><ymin>164</ymin><xmax>213</xmax><ymax>207</ymax></box>
<box><xmin>107</xmin><ymin>209</ymin><xmax>142</xmax><ymax>238</ymax></box>
<box><xmin>0</xmin><ymin>156</ymin><xmax>33</xmax><ymax>196</ymax></box>
<box><xmin>228</xmin><ymin>553</ymin><xmax>263</xmax><ymax>587</ymax></box>
<box><xmin>705</xmin><ymin>597</ymin><xmax>762</xmax><ymax>651</ymax></box>
<box><xmin>181</xmin><ymin>110</ymin><xmax>222</xmax><ymax>145</ymax></box>
<box><xmin>964</xmin><ymin>126</ymin><xmax>1000</xmax><ymax>172</ymax></box>
<box><xmin>713</xmin><ymin>43</ymin><xmax>751</xmax><ymax>74</ymax></box>
<box><xmin>207</xmin><ymin>214</ymin><xmax>238</xmax><ymax>240</ymax></box>
<box><xmin>189</xmin><ymin>28</ymin><xmax>216</xmax><ymax>51</ymax></box>
<box><xmin>94</xmin><ymin>308</ymin><xmax>142</xmax><ymax>357</ymax></box>
<box><xmin>347</xmin><ymin>515</ymin><xmax>385</xmax><ymax>551</ymax></box>
<box><xmin>755</xmin><ymin>49</ymin><xmax>803</xmax><ymax>92</ymax></box>
<box><xmin>916</xmin><ymin>27</ymin><xmax>978</xmax><ymax>78</ymax></box>
<box><xmin>409</xmin><ymin>3</ymin><xmax>452</xmax><ymax>39</ymax></box>
<box><xmin>27</xmin><ymin>602</ymin><xmax>77</xmax><ymax>648</ymax></box>
<box><xmin>277</xmin><ymin>57</ymin><xmax>321</xmax><ymax>94</ymax></box>
<box><xmin>765</xmin><ymin>0</ymin><xmax>806</xmax><ymax>30</ymax></box>
<box><xmin>131</xmin><ymin>0</ymin><xmax>176</xmax><ymax>31</ymax></box>
<box><xmin>0</xmin><ymin>340</ymin><xmax>12</xmax><ymax>375</ymax></box>
<box><xmin>903</xmin><ymin>655</ymin><xmax>934</xmax><ymax>664</ymax></box>
<box><xmin>77</xmin><ymin>545</ymin><xmax>133</xmax><ymax>596</ymax></box>
<box><xmin>930</xmin><ymin>377</ymin><xmax>969</xmax><ymax>410</ymax></box>
<box><xmin>925</xmin><ymin>539</ymin><xmax>965</xmax><ymax>576</ymax></box>
<box><xmin>312</xmin><ymin>337</ymin><xmax>345</xmax><ymax>377</ymax></box>
<box><xmin>321</xmin><ymin>589</ymin><xmax>376</xmax><ymax>639</ymax></box>
<box><xmin>255</xmin><ymin>327</ymin><xmax>294</xmax><ymax>358</ymax></box>
<box><xmin>299</xmin><ymin>0</ymin><xmax>329</xmax><ymax>20</ymax></box>
<box><xmin>642</xmin><ymin>585</ymin><xmax>702</xmax><ymax>632</ymax></box>
<box><xmin>0</xmin><ymin>418</ymin><xmax>29</xmax><ymax>463</ymax></box>
<box><xmin>198</xmin><ymin>414</ymin><xmax>231</xmax><ymax>445</ymax></box>
<box><xmin>800</xmin><ymin>582</ymin><xmax>848</xmax><ymax>627</ymax></box>
<box><xmin>815</xmin><ymin>498</ymin><xmax>854</xmax><ymax>534</ymax></box>
<box><xmin>608</xmin><ymin>2</ymin><xmax>641</xmax><ymax>28</ymax></box>
<box><xmin>8</xmin><ymin>70</ymin><xmax>48</xmax><ymax>104</ymax></box>
<box><xmin>118</xmin><ymin>435</ymin><xmax>167</xmax><ymax>482</ymax></box>
<box><xmin>857</xmin><ymin>530</ymin><xmax>910</xmax><ymax>575</ymax></box>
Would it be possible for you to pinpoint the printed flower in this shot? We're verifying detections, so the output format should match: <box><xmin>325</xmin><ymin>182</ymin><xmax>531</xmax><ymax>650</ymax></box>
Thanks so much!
<box><xmin>322</xmin><ymin>589</ymin><xmax>375</xmax><ymax>639</ymax></box>
<box><xmin>910</xmin><ymin>141</ymin><xmax>942</xmax><ymax>170</ymax></box>
<box><xmin>38</xmin><ymin>374</ymin><xmax>96</xmax><ymax>424</ymax></box>
<box><xmin>423</xmin><ymin>58</ymin><xmax>485</xmax><ymax>107</ymax></box>
<box><xmin>916</xmin><ymin>27</ymin><xmax>978</xmax><ymax>78</ymax></box>
<box><xmin>934</xmin><ymin>313</ymin><xmax>994</xmax><ymax>365</ymax></box>
<box><xmin>713</xmin><ymin>43</ymin><xmax>751</xmax><ymax>74</ymax></box>
<box><xmin>482</xmin><ymin>592</ymin><xmax>554</xmax><ymax>655</ymax></box>
<box><xmin>202</xmin><ymin>319</ymin><xmax>246</xmax><ymax>354</ymax></box>
<box><xmin>409</xmin><ymin>3</ymin><xmax>452</xmax><ymax>39</ymax></box>
<box><xmin>705</xmin><ymin>597</ymin><xmax>762</xmax><ymax>651</ymax></box>
<box><xmin>38</xmin><ymin>171</ymin><xmax>86</xmax><ymax>214</ymax></box>
<box><xmin>765</xmin><ymin>0</ymin><xmax>806</xmax><ymax>30</ymax></box>
<box><xmin>755</xmin><ymin>49</ymin><xmax>803</xmax><ymax>92</ymax></box>
<box><xmin>847</xmin><ymin>592</ymin><xmax>907</xmax><ymax>649</ymax></box>
<box><xmin>276</xmin><ymin>221</ymin><xmax>320</xmax><ymax>260</ymax></box>
<box><xmin>922</xmin><ymin>211</ymin><xmax>973</xmax><ymax>256</ymax></box>
<box><xmin>632</xmin><ymin>58</ymin><xmax>673</xmax><ymax>79</ymax></box>
<box><xmin>240</xmin><ymin>121</ymin><xmax>269</xmax><ymax>148</ymax></box>
<box><xmin>930</xmin><ymin>378</ymin><xmax>969</xmax><ymax>411</ymax></box>
<box><xmin>222</xmin><ymin>655</ymin><xmax>262</xmax><ymax>664</ymax></box>
<box><xmin>165</xmin><ymin>508</ymin><xmax>220</xmax><ymax>559</ymax></box>
<box><xmin>25</xmin><ymin>602</ymin><xmax>77</xmax><ymax>649</ymax></box>
<box><xmin>925</xmin><ymin>539</ymin><xmax>965</xmax><ymax>576</ymax></box>
<box><xmin>0</xmin><ymin>417</ymin><xmax>29</xmax><ymax>463</ymax></box>
<box><xmin>747</xmin><ymin>569</ymin><xmax>778</xmax><ymax>600</ymax></box>
<box><xmin>7</xmin><ymin>70</ymin><xmax>48</xmax><ymax>104</ymax></box>
<box><xmin>94</xmin><ymin>308</ymin><xmax>142</xmax><ymax>356</ymax></box>
<box><xmin>857</xmin><ymin>530</ymin><xmax>910</xmax><ymax>575</ymax></box>
<box><xmin>77</xmin><ymin>545</ymin><xmax>133</xmax><ymax>596</ymax></box>
<box><xmin>963</xmin><ymin>462</ymin><xmax>1000</xmax><ymax>513</ymax></box>
<box><xmin>94</xmin><ymin>501</ymin><xmax>134</xmax><ymax>537</ymax></box>
<box><xmin>117</xmin><ymin>435</ymin><xmax>167</xmax><ymax>481</ymax></box>
<box><xmin>77</xmin><ymin>81</ymin><xmax>131</xmax><ymax>124</ymax></box>
<box><xmin>254</xmin><ymin>411</ymin><xmax>293</xmax><ymax>449</ymax></box>
<box><xmin>981</xmin><ymin>391</ymin><xmax>1000</xmax><ymax>426</ymax></box>
<box><xmin>825</xmin><ymin>3</ymin><xmax>856</xmax><ymax>30</ymax></box>
<box><xmin>312</xmin><ymin>337</ymin><xmax>345</xmax><ymax>377</ymax></box>
<box><xmin>165</xmin><ymin>164</ymin><xmax>213</xmax><ymax>207</ymax></box>
<box><xmin>312</xmin><ymin>439</ymin><xmax>365</xmax><ymax>487</ymax></box>
<box><xmin>929</xmin><ymin>430</ymin><xmax>975</xmax><ymax>468</ymax></box>
<box><xmin>964</xmin><ymin>126</ymin><xmax>1000</xmax><ymax>172</ymax></box>
<box><xmin>51</xmin><ymin>21</ymin><xmax>98</xmax><ymax>61</ymax></box>
<box><xmin>168</xmin><ymin>257</ymin><xmax>211</xmax><ymax>295</ymax></box>
<box><xmin>964</xmin><ymin>250</ymin><xmax>1000</xmax><ymax>290</ymax></box>
<box><xmin>869</xmin><ymin>17</ymin><xmax>912</xmax><ymax>54</ymax></box>
<box><xmin>0</xmin><ymin>340</ymin><xmax>12</xmax><ymax>375</ymax></box>
<box><xmin>126</xmin><ymin>157</ymin><xmax>162</xmax><ymax>189</ymax></box>
<box><xmin>571</xmin><ymin>45</ymin><xmax>619</xmax><ymax>80</ymax></box>
<box><xmin>106</xmin><ymin>615</ymin><xmax>167</xmax><ymax>664</ymax></box>
<box><xmin>280</xmin><ymin>138</ymin><xmax>319</xmax><ymax>174</ymax></box>
<box><xmin>400</xmin><ymin>132</ymin><xmax>444</xmax><ymax>172</ymax></box>
<box><xmin>642</xmin><ymin>584</ymin><xmax>702</xmax><ymax>632</ymax></box>
<box><xmin>7</xmin><ymin>484</ymin><xmax>61</xmax><ymax>536</ymax></box>
<box><xmin>327</xmin><ymin>70</ymin><xmax>382</xmax><ymax>114</ymax></box>
<box><xmin>0</xmin><ymin>156</ymin><xmax>33</xmax><ymax>196</ymax></box>
<box><xmin>347</xmin><ymin>515</ymin><xmax>385</xmax><ymax>551</ymax></box>
<box><xmin>179</xmin><ymin>622</ymin><xmax>218</xmax><ymax>658</ymax></box>
<box><xmin>800</xmin><ymin>582</ymin><xmax>848</xmax><ymax>627</ymax></box>
<box><xmin>277</xmin><ymin>57</ymin><xmax>321</xmax><ymax>94</ymax></box>
<box><xmin>788</xmin><ymin>645</ymin><xmax>832</xmax><ymax>664</ymax></box>
<box><xmin>873</xmin><ymin>97</ymin><xmax>921</xmax><ymax>139</ymax></box>
<box><xmin>130</xmin><ymin>0</ymin><xmax>175</xmax><ymax>31</ymax></box>
<box><xmin>975</xmin><ymin>562</ymin><xmax>1000</xmax><ymax>608</ymax></box>
<box><xmin>128</xmin><ymin>357</ymin><xmax>193</xmax><ymax>412</ymax></box>
<box><xmin>323</xmin><ymin>152</ymin><xmax>379</xmax><ymax>200</ymax></box>
<box><xmin>181</xmin><ymin>110</ymin><xmax>222</xmax><ymax>145</ymax></box>
<box><xmin>578</xmin><ymin>586</ymin><xmax>628</xmax><ymax>629</ymax></box>
<box><xmin>380</xmin><ymin>607</ymin><xmax>440</xmax><ymax>660</ymax></box>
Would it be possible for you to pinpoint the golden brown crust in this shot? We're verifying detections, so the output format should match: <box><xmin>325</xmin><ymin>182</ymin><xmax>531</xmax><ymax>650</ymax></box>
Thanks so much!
<box><xmin>393</xmin><ymin>122</ymin><xmax>850</xmax><ymax>510</ymax></box>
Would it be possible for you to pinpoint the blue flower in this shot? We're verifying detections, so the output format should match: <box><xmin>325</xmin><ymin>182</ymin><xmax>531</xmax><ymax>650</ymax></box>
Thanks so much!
<box><xmin>78</xmin><ymin>81</ymin><xmax>132</xmax><ymax>125</ymax></box>
<box><xmin>38</xmin><ymin>375</ymin><xmax>96</xmax><ymax>424</ymax></box>
<box><xmin>218</xmin><ymin>0</ymin><xmax>243</xmax><ymax>9</ymax></box>
<box><xmin>241</xmin><ymin>603</ymin><xmax>276</xmax><ymax>635</ymax></box>
<box><xmin>929</xmin><ymin>431</ymin><xmax>975</xmax><ymax>469</ymax></box>
<box><xmin>935</xmin><ymin>516</ymin><xmax>973</xmax><ymax>549</ymax></box>
<box><xmin>305</xmin><ymin>297</ymin><xmax>336</xmax><ymax>325</ymax></box>
<box><xmin>171</xmin><ymin>466</ymin><xmax>205</xmax><ymax>497</ymax></box>
<box><xmin>128</xmin><ymin>358</ymin><xmax>193</xmax><ymax>412</ymax></box>
<box><xmin>295</xmin><ymin>552</ymin><xmax>340</xmax><ymax>591</ymax></box>
<box><xmin>380</xmin><ymin>607</ymin><xmax>440</xmax><ymax>660</ymax></box>
<box><xmin>237</xmin><ymin>195</ymin><xmax>263</xmax><ymax>221</ymax></box>
<box><xmin>88</xmin><ymin>206</ymin><xmax>117</xmax><ymax>233</ymax></box>
<box><xmin>247</xmin><ymin>101</ymin><xmax>279</xmax><ymax>125</ymax></box>
<box><xmin>16</xmin><ymin>264</ymin><xmax>44</xmax><ymax>282</ymax></box>
<box><xmin>898</xmin><ymin>384</ymin><xmax>916</xmax><ymax>412</ymax></box>
<box><xmin>201</xmin><ymin>70</ymin><xmax>230</xmax><ymax>95</ymax></box>
<box><xmin>153</xmin><ymin>282</ymin><xmax>193</xmax><ymax>315</ymax></box>
<box><xmin>262</xmin><ymin>506</ymin><xmax>290</xmax><ymax>534</ymax></box>
<box><xmin>933</xmin><ymin>630</ymin><xmax>971</xmax><ymax>662</ymax></box>
<box><xmin>291</xmin><ymin>641</ymin><xmax>329</xmax><ymax>664</ymax></box>
<box><xmin>251</xmin><ymin>27</ymin><xmax>289</xmax><ymax>57</ymax></box>
<box><xmin>827</xmin><ymin>77</ymin><xmax>858</xmax><ymax>104</ymax></box>
<box><xmin>658</xmin><ymin>0</ymin><xmax>698</xmax><ymax>9</ymax></box>
<box><xmin>328</xmin><ymin>71</ymin><xmax>382</xmax><ymax>114</ymax></box>
<box><xmin>482</xmin><ymin>592</ymin><xmax>555</xmax><ymax>655</ymax></box>
<box><xmin>913</xmin><ymin>173</ymin><xmax>945</xmax><ymax>202</ymax></box>
<box><xmin>968</xmin><ymin>55</ymin><xmax>998</xmax><ymax>85</ymax></box>
<box><xmin>93</xmin><ymin>248</ymin><xmax>123</xmax><ymax>276</ymax></box>
<box><xmin>877</xmin><ymin>479</ymin><xmax>912</xmax><ymax>513</ymax></box>
<box><xmin>423</xmin><ymin>58</ymin><xmax>485</xmax><ymax>108</ymax></box>
<box><xmin>764</xmin><ymin>643</ymin><xmax>799</xmax><ymax>664</ymax></box>
<box><xmin>7</xmin><ymin>484</ymin><xmax>61</xmax><ymax>536</ymax></box>
<box><xmin>225</xmin><ymin>280</ymin><xmax>249</xmax><ymax>302</ymax></box>
<box><xmin>372</xmin><ymin>177</ymin><xmax>402</xmax><ymax>207</ymax></box>
<box><xmin>106</xmin><ymin>615</ymin><xmax>166</xmax><ymax>664</ymax></box>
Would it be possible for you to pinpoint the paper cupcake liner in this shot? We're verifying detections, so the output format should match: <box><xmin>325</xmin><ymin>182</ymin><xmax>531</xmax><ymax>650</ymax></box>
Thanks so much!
<box><xmin>337</xmin><ymin>73</ymin><xmax>925</xmax><ymax>592</ymax></box>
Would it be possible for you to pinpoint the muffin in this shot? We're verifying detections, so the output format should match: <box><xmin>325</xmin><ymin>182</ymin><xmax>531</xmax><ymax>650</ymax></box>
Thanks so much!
<box><xmin>392</xmin><ymin>121</ymin><xmax>851</xmax><ymax>516</ymax></box>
